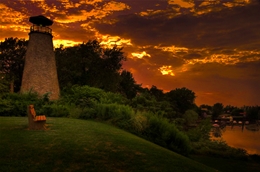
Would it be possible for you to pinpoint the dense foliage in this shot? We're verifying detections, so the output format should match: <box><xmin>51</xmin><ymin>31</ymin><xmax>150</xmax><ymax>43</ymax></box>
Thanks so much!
<box><xmin>0</xmin><ymin>38</ymin><xmax>28</xmax><ymax>92</ymax></box>
<box><xmin>1</xmin><ymin>37</ymin><xmax>258</xmax><ymax>158</ymax></box>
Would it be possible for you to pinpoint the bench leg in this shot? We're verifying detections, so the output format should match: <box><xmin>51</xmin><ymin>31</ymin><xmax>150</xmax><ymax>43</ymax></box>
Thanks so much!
<box><xmin>29</xmin><ymin>121</ymin><xmax>46</xmax><ymax>130</ymax></box>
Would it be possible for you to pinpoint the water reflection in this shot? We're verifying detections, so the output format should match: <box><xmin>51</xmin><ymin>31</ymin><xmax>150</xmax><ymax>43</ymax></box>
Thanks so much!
<box><xmin>211</xmin><ymin>124</ymin><xmax>260</xmax><ymax>155</ymax></box>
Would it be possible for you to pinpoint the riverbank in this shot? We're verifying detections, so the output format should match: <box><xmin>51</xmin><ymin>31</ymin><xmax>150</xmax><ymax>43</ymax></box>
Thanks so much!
<box><xmin>212</xmin><ymin>125</ymin><xmax>260</xmax><ymax>155</ymax></box>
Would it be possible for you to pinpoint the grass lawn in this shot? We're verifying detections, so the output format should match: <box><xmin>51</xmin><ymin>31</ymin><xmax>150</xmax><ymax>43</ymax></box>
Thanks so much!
<box><xmin>0</xmin><ymin>117</ymin><xmax>216</xmax><ymax>172</ymax></box>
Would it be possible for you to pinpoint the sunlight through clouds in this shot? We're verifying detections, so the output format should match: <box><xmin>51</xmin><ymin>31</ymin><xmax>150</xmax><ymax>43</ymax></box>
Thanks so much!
<box><xmin>184</xmin><ymin>50</ymin><xmax>260</xmax><ymax>66</ymax></box>
<box><xmin>30</xmin><ymin>0</ymin><xmax>59</xmax><ymax>13</ymax></box>
<box><xmin>1</xmin><ymin>0</ymin><xmax>260</xmax><ymax>106</ymax></box>
<box><xmin>0</xmin><ymin>3</ymin><xmax>27</xmax><ymax>24</ymax></box>
<box><xmin>168</xmin><ymin>0</ymin><xmax>194</xmax><ymax>8</ymax></box>
<box><xmin>54</xmin><ymin>10</ymin><xmax>89</xmax><ymax>23</ymax></box>
<box><xmin>159</xmin><ymin>65</ymin><xmax>175</xmax><ymax>76</ymax></box>
<box><xmin>131</xmin><ymin>51</ymin><xmax>151</xmax><ymax>59</ymax></box>
<box><xmin>103</xmin><ymin>1</ymin><xmax>130</xmax><ymax>11</ymax></box>
<box><xmin>53</xmin><ymin>39</ymin><xmax>82</xmax><ymax>48</ymax></box>
<box><xmin>154</xmin><ymin>45</ymin><xmax>188</xmax><ymax>54</ymax></box>
<box><xmin>0</xmin><ymin>3</ymin><xmax>29</xmax><ymax>35</ymax></box>
<box><xmin>98</xmin><ymin>35</ymin><xmax>132</xmax><ymax>48</ymax></box>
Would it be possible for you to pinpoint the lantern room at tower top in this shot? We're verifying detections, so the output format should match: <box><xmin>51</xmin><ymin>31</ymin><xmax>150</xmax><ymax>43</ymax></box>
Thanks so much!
<box><xmin>29</xmin><ymin>15</ymin><xmax>53</xmax><ymax>35</ymax></box>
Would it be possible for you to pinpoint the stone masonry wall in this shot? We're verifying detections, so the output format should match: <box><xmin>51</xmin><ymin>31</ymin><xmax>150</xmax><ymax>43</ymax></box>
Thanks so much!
<box><xmin>21</xmin><ymin>32</ymin><xmax>60</xmax><ymax>100</ymax></box>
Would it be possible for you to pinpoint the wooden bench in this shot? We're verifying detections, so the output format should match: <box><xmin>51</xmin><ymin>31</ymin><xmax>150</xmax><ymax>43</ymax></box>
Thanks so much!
<box><xmin>28</xmin><ymin>104</ymin><xmax>46</xmax><ymax>130</ymax></box>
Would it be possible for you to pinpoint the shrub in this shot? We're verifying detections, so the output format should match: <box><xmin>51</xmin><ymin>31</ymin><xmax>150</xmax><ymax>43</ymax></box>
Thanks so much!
<box><xmin>67</xmin><ymin>106</ymin><xmax>96</xmax><ymax>119</ymax></box>
<box><xmin>94</xmin><ymin>103</ymin><xmax>133</xmax><ymax>129</ymax></box>
<box><xmin>39</xmin><ymin>104</ymin><xmax>70</xmax><ymax>117</ymax></box>
<box><xmin>186</xmin><ymin>118</ymin><xmax>212</xmax><ymax>142</ymax></box>
<box><xmin>144</xmin><ymin>113</ymin><xmax>191</xmax><ymax>155</ymax></box>
<box><xmin>191</xmin><ymin>140</ymin><xmax>248</xmax><ymax>160</ymax></box>
<box><xmin>0</xmin><ymin>92</ymin><xmax>40</xmax><ymax>116</ymax></box>
<box><xmin>100</xmin><ymin>92</ymin><xmax>128</xmax><ymax>104</ymax></box>
<box><xmin>60</xmin><ymin>85</ymin><xmax>105</xmax><ymax>107</ymax></box>
<box><xmin>183</xmin><ymin>110</ymin><xmax>198</xmax><ymax>126</ymax></box>
<box><xmin>130</xmin><ymin>111</ymin><xmax>148</xmax><ymax>134</ymax></box>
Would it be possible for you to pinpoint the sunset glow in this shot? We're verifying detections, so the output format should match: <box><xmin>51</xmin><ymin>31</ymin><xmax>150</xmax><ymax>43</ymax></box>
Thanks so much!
<box><xmin>159</xmin><ymin>66</ymin><xmax>175</xmax><ymax>76</ymax></box>
<box><xmin>1</xmin><ymin>0</ymin><xmax>260</xmax><ymax>106</ymax></box>
<box><xmin>131</xmin><ymin>51</ymin><xmax>151</xmax><ymax>59</ymax></box>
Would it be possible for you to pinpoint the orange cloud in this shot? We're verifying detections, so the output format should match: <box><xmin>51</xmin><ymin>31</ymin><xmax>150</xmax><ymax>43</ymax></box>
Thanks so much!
<box><xmin>53</xmin><ymin>39</ymin><xmax>82</xmax><ymax>48</ymax></box>
<box><xmin>168</xmin><ymin>0</ymin><xmax>194</xmax><ymax>8</ymax></box>
<box><xmin>159</xmin><ymin>65</ymin><xmax>175</xmax><ymax>76</ymax></box>
<box><xmin>0</xmin><ymin>3</ymin><xmax>28</xmax><ymax>25</ymax></box>
<box><xmin>131</xmin><ymin>51</ymin><xmax>151</xmax><ymax>59</ymax></box>
<box><xmin>154</xmin><ymin>45</ymin><xmax>188</xmax><ymax>54</ymax></box>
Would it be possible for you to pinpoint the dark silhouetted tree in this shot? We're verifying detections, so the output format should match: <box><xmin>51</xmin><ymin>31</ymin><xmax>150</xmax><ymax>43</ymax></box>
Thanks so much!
<box><xmin>165</xmin><ymin>87</ymin><xmax>196</xmax><ymax>114</ymax></box>
<box><xmin>212</xmin><ymin>103</ymin><xmax>224</xmax><ymax>119</ymax></box>
<box><xmin>149</xmin><ymin>85</ymin><xmax>164</xmax><ymax>101</ymax></box>
<box><xmin>119</xmin><ymin>70</ymin><xmax>141</xmax><ymax>99</ymax></box>
<box><xmin>0</xmin><ymin>37</ymin><xmax>28</xmax><ymax>92</ymax></box>
<box><xmin>55</xmin><ymin>40</ymin><xmax>126</xmax><ymax>92</ymax></box>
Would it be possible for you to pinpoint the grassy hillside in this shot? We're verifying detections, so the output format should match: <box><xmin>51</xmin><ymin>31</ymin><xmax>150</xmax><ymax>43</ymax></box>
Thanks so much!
<box><xmin>0</xmin><ymin>117</ymin><xmax>216</xmax><ymax>172</ymax></box>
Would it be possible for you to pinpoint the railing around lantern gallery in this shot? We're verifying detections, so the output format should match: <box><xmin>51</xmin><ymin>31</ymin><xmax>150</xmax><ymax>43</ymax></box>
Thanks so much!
<box><xmin>30</xmin><ymin>25</ymin><xmax>52</xmax><ymax>35</ymax></box>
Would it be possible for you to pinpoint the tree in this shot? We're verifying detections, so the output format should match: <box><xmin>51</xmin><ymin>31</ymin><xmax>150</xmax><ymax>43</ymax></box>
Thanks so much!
<box><xmin>0</xmin><ymin>37</ymin><xmax>28</xmax><ymax>92</ymax></box>
<box><xmin>246</xmin><ymin>106</ymin><xmax>260</xmax><ymax>121</ymax></box>
<box><xmin>165</xmin><ymin>87</ymin><xmax>196</xmax><ymax>114</ymax></box>
<box><xmin>183</xmin><ymin>110</ymin><xmax>199</xmax><ymax>126</ymax></box>
<box><xmin>149</xmin><ymin>85</ymin><xmax>164</xmax><ymax>101</ymax></box>
<box><xmin>55</xmin><ymin>40</ymin><xmax>126</xmax><ymax>92</ymax></box>
<box><xmin>0</xmin><ymin>77</ymin><xmax>9</xmax><ymax>94</ymax></box>
<box><xmin>119</xmin><ymin>70</ymin><xmax>141</xmax><ymax>99</ymax></box>
<box><xmin>212</xmin><ymin>103</ymin><xmax>224</xmax><ymax>119</ymax></box>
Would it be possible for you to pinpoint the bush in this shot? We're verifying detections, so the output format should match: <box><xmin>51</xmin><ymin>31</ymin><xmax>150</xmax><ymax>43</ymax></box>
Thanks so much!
<box><xmin>39</xmin><ymin>104</ymin><xmax>70</xmax><ymax>117</ymax></box>
<box><xmin>144</xmin><ymin>113</ymin><xmax>191</xmax><ymax>155</ymax></box>
<box><xmin>78</xmin><ymin>108</ymin><xmax>97</xmax><ymax>119</ymax></box>
<box><xmin>94</xmin><ymin>103</ymin><xmax>133</xmax><ymax>129</ymax></box>
<box><xmin>130</xmin><ymin>111</ymin><xmax>148</xmax><ymax>134</ymax></box>
<box><xmin>191</xmin><ymin>140</ymin><xmax>248</xmax><ymax>160</ymax></box>
<box><xmin>100</xmin><ymin>92</ymin><xmax>128</xmax><ymax>104</ymax></box>
<box><xmin>60</xmin><ymin>85</ymin><xmax>105</xmax><ymax>107</ymax></box>
<box><xmin>183</xmin><ymin>110</ymin><xmax>198</xmax><ymax>126</ymax></box>
<box><xmin>0</xmin><ymin>92</ymin><xmax>40</xmax><ymax>116</ymax></box>
<box><xmin>186</xmin><ymin>118</ymin><xmax>212</xmax><ymax>142</ymax></box>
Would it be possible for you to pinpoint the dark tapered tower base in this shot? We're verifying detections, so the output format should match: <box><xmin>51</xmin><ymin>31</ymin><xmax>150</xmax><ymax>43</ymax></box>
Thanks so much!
<box><xmin>21</xmin><ymin>15</ymin><xmax>59</xmax><ymax>100</ymax></box>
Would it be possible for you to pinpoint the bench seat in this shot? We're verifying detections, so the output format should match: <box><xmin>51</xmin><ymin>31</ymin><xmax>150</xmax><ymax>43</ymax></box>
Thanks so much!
<box><xmin>28</xmin><ymin>105</ymin><xmax>46</xmax><ymax>130</ymax></box>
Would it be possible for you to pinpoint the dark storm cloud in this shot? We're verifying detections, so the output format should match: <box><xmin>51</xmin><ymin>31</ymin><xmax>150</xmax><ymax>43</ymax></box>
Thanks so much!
<box><xmin>94</xmin><ymin>2</ymin><xmax>260</xmax><ymax>50</ymax></box>
<box><xmin>182</xmin><ymin>53</ymin><xmax>203</xmax><ymax>60</ymax></box>
<box><xmin>139</xmin><ymin>46</ymin><xmax>186</xmax><ymax>67</ymax></box>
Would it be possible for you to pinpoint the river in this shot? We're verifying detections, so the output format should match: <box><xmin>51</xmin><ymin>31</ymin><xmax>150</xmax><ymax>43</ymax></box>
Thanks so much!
<box><xmin>212</xmin><ymin>125</ymin><xmax>260</xmax><ymax>155</ymax></box>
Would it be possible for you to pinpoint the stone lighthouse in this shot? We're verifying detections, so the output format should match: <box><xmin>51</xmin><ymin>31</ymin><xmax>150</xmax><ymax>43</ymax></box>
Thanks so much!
<box><xmin>21</xmin><ymin>15</ymin><xmax>60</xmax><ymax>100</ymax></box>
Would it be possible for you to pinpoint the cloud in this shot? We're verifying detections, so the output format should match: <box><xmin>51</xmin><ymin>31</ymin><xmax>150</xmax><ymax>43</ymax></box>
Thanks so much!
<box><xmin>95</xmin><ymin>2</ymin><xmax>260</xmax><ymax>50</ymax></box>
<box><xmin>1</xmin><ymin>0</ymin><xmax>260</xmax><ymax>106</ymax></box>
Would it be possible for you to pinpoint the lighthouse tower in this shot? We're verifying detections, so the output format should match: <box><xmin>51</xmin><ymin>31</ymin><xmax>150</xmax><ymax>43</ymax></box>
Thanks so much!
<box><xmin>21</xmin><ymin>15</ymin><xmax>60</xmax><ymax>100</ymax></box>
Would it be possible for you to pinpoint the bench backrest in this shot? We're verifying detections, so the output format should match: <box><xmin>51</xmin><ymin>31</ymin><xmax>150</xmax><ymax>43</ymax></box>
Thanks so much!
<box><xmin>29</xmin><ymin>104</ymin><xmax>36</xmax><ymax>119</ymax></box>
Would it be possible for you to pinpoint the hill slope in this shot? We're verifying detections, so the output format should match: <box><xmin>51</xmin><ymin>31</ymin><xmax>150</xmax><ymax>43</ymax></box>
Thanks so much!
<box><xmin>0</xmin><ymin>117</ymin><xmax>216</xmax><ymax>172</ymax></box>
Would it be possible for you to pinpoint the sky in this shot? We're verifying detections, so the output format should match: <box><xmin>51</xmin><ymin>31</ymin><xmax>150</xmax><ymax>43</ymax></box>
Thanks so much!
<box><xmin>1</xmin><ymin>0</ymin><xmax>260</xmax><ymax>107</ymax></box>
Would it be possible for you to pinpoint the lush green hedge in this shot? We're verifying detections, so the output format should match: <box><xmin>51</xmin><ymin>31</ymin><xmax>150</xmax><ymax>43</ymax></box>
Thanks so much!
<box><xmin>0</xmin><ymin>85</ymin><xmax>252</xmax><ymax>158</ymax></box>
<box><xmin>143</xmin><ymin>112</ymin><xmax>191</xmax><ymax>155</ymax></box>
<box><xmin>0</xmin><ymin>92</ymin><xmax>41</xmax><ymax>116</ymax></box>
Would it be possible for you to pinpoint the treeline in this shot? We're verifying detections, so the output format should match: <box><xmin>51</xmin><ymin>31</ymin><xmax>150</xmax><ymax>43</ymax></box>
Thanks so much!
<box><xmin>1</xmin><ymin>37</ymin><xmax>259</xmax><ymax>121</ymax></box>
<box><xmin>0</xmin><ymin>37</ymin><xmax>258</xmax><ymax>158</ymax></box>
<box><xmin>200</xmin><ymin>103</ymin><xmax>260</xmax><ymax>122</ymax></box>
<box><xmin>0</xmin><ymin>37</ymin><xmax>197</xmax><ymax>116</ymax></box>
